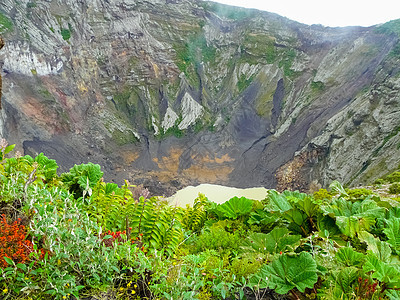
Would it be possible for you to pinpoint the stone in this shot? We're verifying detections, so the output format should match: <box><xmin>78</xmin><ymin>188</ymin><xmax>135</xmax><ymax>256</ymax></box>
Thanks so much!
<box><xmin>0</xmin><ymin>0</ymin><xmax>399</xmax><ymax>195</ymax></box>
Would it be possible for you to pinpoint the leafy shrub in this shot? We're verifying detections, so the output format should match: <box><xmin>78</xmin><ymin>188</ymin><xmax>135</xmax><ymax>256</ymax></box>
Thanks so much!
<box><xmin>386</xmin><ymin>171</ymin><xmax>400</xmax><ymax>183</ymax></box>
<box><xmin>247</xmin><ymin>209</ymin><xmax>279</xmax><ymax>229</ymax></box>
<box><xmin>335</xmin><ymin>247</ymin><xmax>365</xmax><ymax>267</ymax></box>
<box><xmin>320</xmin><ymin>198</ymin><xmax>385</xmax><ymax>238</ymax></box>
<box><xmin>87</xmin><ymin>181</ymin><xmax>132</xmax><ymax>230</ymax></box>
<box><xmin>61</xmin><ymin>162</ymin><xmax>103</xmax><ymax>198</ymax></box>
<box><xmin>1</xmin><ymin>154</ymin><xmax>54</xmax><ymax>206</ymax></box>
<box><xmin>0</xmin><ymin>139</ymin><xmax>15</xmax><ymax>163</ymax></box>
<box><xmin>363</xmin><ymin>254</ymin><xmax>400</xmax><ymax>289</ymax></box>
<box><xmin>313</xmin><ymin>188</ymin><xmax>335</xmax><ymax>201</ymax></box>
<box><xmin>248</xmin><ymin>252</ymin><xmax>318</xmax><ymax>295</ymax></box>
<box><xmin>319</xmin><ymin>267</ymin><xmax>362</xmax><ymax>299</ymax></box>
<box><xmin>3</xmin><ymin>153</ymin><xmax>58</xmax><ymax>183</ymax></box>
<box><xmin>194</xmin><ymin>224</ymin><xmax>241</xmax><ymax>255</ymax></box>
<box><xmin>229</xmin><ymin>253</ymin><xmax>264</xmax><ymax>279</ymax></box>
<box><xmin>182</xmin><ymin>193</ymin><xmax>210</xmax><ymax>233</ymax></box>
<box><xmin>374</xmin><ymin>178</ymin><xmax>385</xmax><ymax>185</ymax></box>
<box><xmin>358</xmin><ymin>230</ymin><xmax>392</xmax><ymax>263</ymax></box>
<box><xmin>127</xmin><ymin>196</ymin><xmax>184</xmax><ymax>256</ymax></box>
<box><xmin>265</xmin><ymin>190</ymin><xmax>321</xmax><ymax>236</ymax></box>
<box><xmin>22</xmin><ymin>187</ymin><xmax>126</xmax><ymax>298</ymax></box>
<box><xmin>33</xmin><ymin>153</ymin><xmax>59</xmax><ymax>183</ymax></box>
<box><xmin>209</xmin><ymin>196</ymin><xmax>253</xmax><ymax>220</ymax></box>
<box><xmin>375</xmin><ymin>170</ymin><xmax>400</xmax><ymax>185</ymax></box>
<box><xmin>311</xmin><ymin>81</ymin><xmax>325</xmax><ymax>92</ymax></box>
<box><xmin>346</xmin><ymin>188</ymin><xmax>374</xmax><ymax>200</ymax></box>
<box><xmin>383</xmin><ymin>217</ymin><xmax>400</xmax><ymax>255</ymax></box>
<box><xmin>241</xmin><ymin>227</ymin><xmax>301</xmax><ymax>256</ymax></box>
<box><xmin>0</xmin><ymin>214</ymin><xmax>39</xmax><ymax>268</ymax></box>
<box><xmin>389</xmin><ymin>183</ymin><xmax>400</xmax><ymax>194</ymax></box>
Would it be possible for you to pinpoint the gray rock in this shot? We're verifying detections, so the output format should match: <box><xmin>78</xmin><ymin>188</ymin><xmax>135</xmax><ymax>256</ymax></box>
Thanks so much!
<box><xmin>0</xmin><ymin>0</ymin><xmax>399</xmax><ymax>195</ymax></box>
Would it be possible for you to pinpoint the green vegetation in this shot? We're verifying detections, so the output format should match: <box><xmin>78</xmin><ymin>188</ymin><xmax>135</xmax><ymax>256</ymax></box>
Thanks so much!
<box><xmin>163</xmin><ymin>124</ymin><xmax>184</xmax><ymax>138</ymax></box>
<box><xmin>254</xmin><ymin>87</ymin><xmax>275</xmax><ymax>117</ymax></box>
<box><xmin>389</xmin><ymin>183</ymin><xmax>400</xmax><ymax>194</ymax></box>
<box><xmin>174</xmin><ymin>34</ymin><xmax>216</xmax><ymax>86</ymax></box>
<box><xmin>311</xmin><ymin>80</ymin><xmax>325</xmax><ymax>93</ymax></box>
<box><xmin>237</xmin><ymin>73</ymin><xmax>254</xmax><ymax>93</ymax></box>
<box><xmin>26</xmin><ymin>1</ymin><xmax>37</xmax><ymax>8</ymax></box>
<box><xmin>111</xmin><ymin>129</ymin><xmax>138</xmax><ymax>146</ymax></box>
<box><xmin>372</xmin><ymin>126</ymin><xmax>400</xmax><ymax>157</ymax></box>
<box><xmin>0</xmin><ymin>12</ymin><xmax>13</xmax><ymax>34</ymax></box>
<box><xmin>345</xmin><ymin>188</ymin><xmax>375</xmax><ymax>200</ymax></box>
<box><xmin>375</xmin><ymin>168</ymin><xmax>400</xmax><ymax>185</ymax></box>
<box><xmin>390</xmin><ymin>42</ymin><xmax>400</xmax><ymax>58</ymax></box>
<box><xmin>376</xmin><ymin>19</ymin><xmax>400</xmax><ymax>36</ymax></box>
<box><xmin>240</xmin><ymin>33</ymin><xmax>277</xmax><ymax>65</ymax></box>
<box><xmin>2</xmin><ymin>142</ymin><xmax>400</xmax><ymax>299</ymax></box>
<box><xmin>60</xmin><ymin>28</ymin><xmax>71</xmax><ymax>40</ymax></box>
<box><xmin>375</xmin><ymin>19</ymin><xmax>400</xmax><ymax>57</ymax></box>
<box><xmin>60</xmin><ymin>23</ymin><xmax>73</xmax><ymax>41</ymax></box>
<box><xmin>174</xmin><ymin>35</ymin><xmax>216</xmax><ymax>66</ymax></box>
<box><xmin>279</xmin><ymin>48</ymin><xmax>298</xmax><ymax>78</ymax></box>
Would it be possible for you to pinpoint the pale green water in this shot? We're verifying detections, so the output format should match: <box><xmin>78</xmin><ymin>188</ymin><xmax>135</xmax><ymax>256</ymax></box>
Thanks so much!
<box><xmin>167</xmin><ymin>183</ymin><xmax>269</xmax><ymax>207</ymax></box>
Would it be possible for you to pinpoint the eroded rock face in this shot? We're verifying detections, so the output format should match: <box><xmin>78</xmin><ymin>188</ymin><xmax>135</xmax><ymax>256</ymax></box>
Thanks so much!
<box><xmin>0</xmin><ymin>1</ymin><xmax>399</xmax><ymax>195</ymax></box>
<box><xmin>0</xmin><ymin>36</ymin><xmax>4</xmax><ymax>108</ymax></box>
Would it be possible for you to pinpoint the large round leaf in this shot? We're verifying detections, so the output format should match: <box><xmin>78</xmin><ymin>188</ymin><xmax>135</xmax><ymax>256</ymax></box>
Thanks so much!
<box><xmin>249</xmin><ymin>252</ymin><xmax>318</xmax><ymax>294</ymax></box>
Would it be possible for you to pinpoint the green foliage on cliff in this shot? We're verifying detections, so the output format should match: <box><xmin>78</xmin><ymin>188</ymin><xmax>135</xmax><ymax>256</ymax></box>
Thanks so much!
<box><xmin>174</xmin><ymin>34</ymin><xmax>216</xmax><ymax>86</ymax></box>
<box><xmin>60</xmin><ymin>24</ymin><xmax>72</xmax><ymax>41</ymax></box>
<box><xmin>241</xmin><ymin>33</ymin><xmax>277</xmax><ymax>64</ymax></box>
<box><xmin>376</xmin><ymin>19</ymin><xmax>400</xmax><ymax>58</ymax></box>
<box><xmin>376</xmin><ymin>19</ymin><xmax>400</xmax><ymax>36</ymax></box>
<box><xmin>311</xmin><ymin>80</ymin><xmax>325</xmax><ymax>93</ymax></box>
<box><xmin>60</xmin><ymin>28</ymin><xmax>71</xmax><ymax>40</ymax></box>
<box><xmin>26</xmin><ymin>1</ymin><xmax>37</xmax><ymax>8</ymax></box>
<box><xmin>237</xmin><ymin>73</ymin><xmax>255</xmax><ymax>92</ymax></box>
<box><xmin>0</xmin><ymin>12</ymin><xmax>13</xmax><ymax>34</ymax></box>
<box><xmin>279</xmin><ymin>48</ymin><xmax>297</xmax><ymax>77</ymax></box>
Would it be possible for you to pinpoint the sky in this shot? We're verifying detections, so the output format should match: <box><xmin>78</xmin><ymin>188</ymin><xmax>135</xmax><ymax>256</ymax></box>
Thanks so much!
<box><xmin>210</xmin><ymin>0</ymin><xmax>400</xmax><ymax>27</ymax></box>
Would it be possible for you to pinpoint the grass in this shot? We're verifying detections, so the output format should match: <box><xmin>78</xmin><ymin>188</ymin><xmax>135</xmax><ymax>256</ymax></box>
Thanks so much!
<box><xmin>375</xmin><ymin>19</ymin><xmax>400</xmax><ymax>36</ymax></box>
<box><xmin>241</xmin><ymin>34</ymin><xmax>277</xmax><ymax>65</ymax></box>
<box><xmin>163</xmin><ymin>124</ymin><xmax>184</xmax><ymax>138</ymax></box>
<box><xmin>237</xmin><ymin>74</ymin><xmax>255</xmax><ymax>93</ymax></box>
<box><xmin>174</xmin><ymin>34</ymin><xmax>216</xmax><ymax>87</ymax></box>
<box><xmin>112</xmin><ymin>129</ymin><xmax>138</xmax><ymax>146</ymax></box>
<box><xmin>311</xmin><ymin>81</ymin><xmax>325</xmax><ymax>93</ymax></box>
<box><xmin>375</xmin><ymin>19</ymin><xmax>400</xmax><ymax>57</ymax></box>
<box><xmin>279</xmin><ymin>48</ymin><xmax>297</xmax><ymax>78</ymax></box>
<box><xmin>255</xmin><ymin>90</ymin><xmax>274</xmax><ymax>117</ymax></box>
<box><xmin>0</xmin><ymin>12</ymin><xmax>13</xmax><ymax>34</ymax></box>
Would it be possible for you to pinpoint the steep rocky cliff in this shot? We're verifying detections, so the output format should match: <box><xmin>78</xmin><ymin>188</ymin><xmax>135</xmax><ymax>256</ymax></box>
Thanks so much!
<box><xmin>0</xmin><ymin>0</ymin><xmax>399</xmax><ymax>195</ymax></box>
